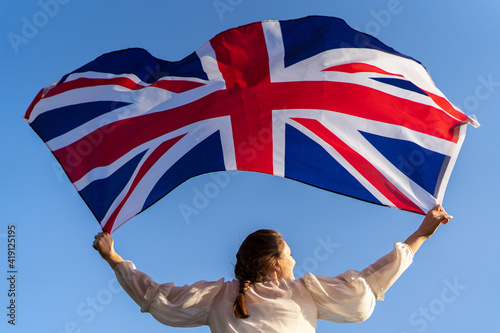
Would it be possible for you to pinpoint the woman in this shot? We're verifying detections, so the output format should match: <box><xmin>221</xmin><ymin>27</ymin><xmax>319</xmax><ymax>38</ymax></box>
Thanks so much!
<box><xmin>93</xmin><ymin>205</ymin><xmax>452</xmax><ymax>332</ymax></box>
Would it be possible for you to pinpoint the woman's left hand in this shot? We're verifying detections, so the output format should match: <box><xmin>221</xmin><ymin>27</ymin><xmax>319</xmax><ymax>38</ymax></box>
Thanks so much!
<box><xmin>416</xmin><ymin>204</ymin><xmax>453</xmax><ymax>239</ymax></box>
<box><xmin>404</xmin><ymin>204</ymin><xmax>452</xmax><ymax>254</ymax></box>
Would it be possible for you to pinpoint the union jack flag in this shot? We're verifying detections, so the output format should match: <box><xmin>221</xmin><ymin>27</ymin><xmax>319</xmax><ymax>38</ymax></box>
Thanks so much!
<box><xmin>25</xmin><ymin>16</ymin><xmax>476</xmax><ymax>233</ymax></box>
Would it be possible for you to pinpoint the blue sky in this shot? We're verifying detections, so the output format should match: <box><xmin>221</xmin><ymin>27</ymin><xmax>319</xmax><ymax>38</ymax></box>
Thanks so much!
<box><xmin>1</xmin><ymin>1</ymin><xmax>499</xmax><ymax>332</ymax></box>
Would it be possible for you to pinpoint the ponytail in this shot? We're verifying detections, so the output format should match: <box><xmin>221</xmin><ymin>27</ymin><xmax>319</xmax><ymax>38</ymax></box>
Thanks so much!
<box><xmin>232</xmin><ymin>280</ymin><xmax>251</xmax><ymax>319</ymax></box>
<box><xmin>232</xmin><ymin>229</ymin><xmax>284</xmax><ymax>319</ymax></box>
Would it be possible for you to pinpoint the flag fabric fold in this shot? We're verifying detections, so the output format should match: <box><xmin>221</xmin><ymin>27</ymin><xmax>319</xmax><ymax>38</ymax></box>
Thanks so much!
<box><xmin>25</xmin><ymin>16</ymin><xmax>476</xmax><ymax>233</ymax></box>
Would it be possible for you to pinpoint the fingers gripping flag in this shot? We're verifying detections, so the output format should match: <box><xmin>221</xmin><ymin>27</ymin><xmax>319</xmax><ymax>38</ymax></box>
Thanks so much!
<box><xmin>25</xmin><ymin>16</ymin><xmax>477</xmax><ymax>233</ymax></box>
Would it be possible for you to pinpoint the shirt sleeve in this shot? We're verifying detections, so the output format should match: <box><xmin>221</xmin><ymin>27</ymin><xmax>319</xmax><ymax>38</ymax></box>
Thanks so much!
<box><xmin>303</xmin><ymin>242</ymin><xmax>413</xmax><ymax>323</ymax></box>
<box><xmin>114</xmin><ymin>260</ymin><xmax>224</xmax><ymax>327</ymax></box>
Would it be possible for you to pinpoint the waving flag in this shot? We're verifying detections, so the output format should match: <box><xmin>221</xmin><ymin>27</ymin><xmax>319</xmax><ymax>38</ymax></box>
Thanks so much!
<box><xmin>25</xmin><ymin>16</ymin><xmax>477</xmax><ymax>233</ymax></box>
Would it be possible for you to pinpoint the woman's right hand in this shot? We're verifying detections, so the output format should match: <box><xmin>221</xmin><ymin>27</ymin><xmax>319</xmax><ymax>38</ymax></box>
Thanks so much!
<box><xmin>93</xmin><ymin>232</ymin><xmax>124</xmax><ymax>269</ymax></box>
<box><xmin>93</xmin><ymin>231</ymin><xmax>115</xmax><ymax>259</ymax></box>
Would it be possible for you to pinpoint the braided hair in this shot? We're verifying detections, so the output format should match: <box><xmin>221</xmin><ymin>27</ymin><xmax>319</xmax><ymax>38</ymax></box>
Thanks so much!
<box><xmin>232</xmin><ymin>229</ymin><xmax>284</xmax><ymax>319</ymax></box>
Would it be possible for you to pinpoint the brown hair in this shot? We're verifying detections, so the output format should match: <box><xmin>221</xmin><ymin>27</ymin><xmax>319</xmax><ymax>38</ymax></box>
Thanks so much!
<box><xmin>232</xmin><ymin>229</ymin><xmax>285</xmax><ymax>319</ymax></box>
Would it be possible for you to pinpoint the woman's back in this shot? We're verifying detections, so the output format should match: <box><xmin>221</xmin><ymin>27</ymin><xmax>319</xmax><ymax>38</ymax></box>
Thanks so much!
<box><xmin>114</xmin><ymin>242</ymin><xmax>413</xmax><ymax>332</ymax></box>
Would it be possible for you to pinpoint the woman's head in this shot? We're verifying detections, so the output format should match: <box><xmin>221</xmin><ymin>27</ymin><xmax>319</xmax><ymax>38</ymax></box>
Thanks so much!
<box><xmin>232</xmin><ymin>229</ymin><xmax>295</xmax><ymax>318</ymax></box>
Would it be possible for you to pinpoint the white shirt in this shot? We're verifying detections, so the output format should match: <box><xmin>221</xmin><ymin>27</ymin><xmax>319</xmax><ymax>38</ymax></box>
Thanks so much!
<box><xmin>115</xmin><ymin>242</ymin><xmax>413</xmax><ymax>332</ymax></box>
